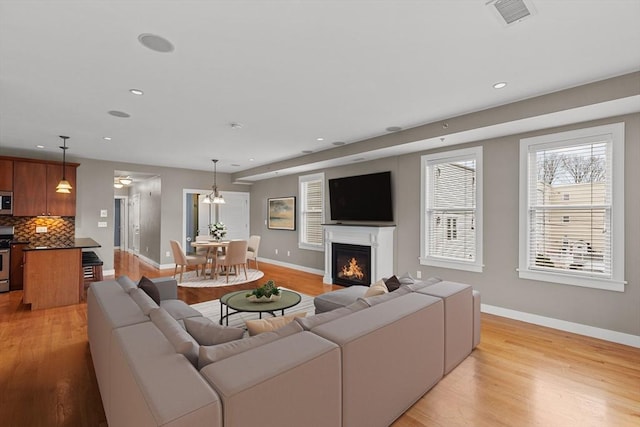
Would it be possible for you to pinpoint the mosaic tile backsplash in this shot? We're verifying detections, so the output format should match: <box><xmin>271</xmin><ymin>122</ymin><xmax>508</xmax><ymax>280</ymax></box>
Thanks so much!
<box><xmin>0</xmin><ymin>216</ymin><xmax>75</xmax><ymax>246</ymax></box>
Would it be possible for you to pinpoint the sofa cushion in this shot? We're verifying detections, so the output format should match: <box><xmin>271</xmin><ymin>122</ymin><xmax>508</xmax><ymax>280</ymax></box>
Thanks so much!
<box><xmin>384</xmin><ymin>275</ymin><xmax>402</xmax><ymax>292</ymax></box>
<box><xmin>150</xmin><ymin>307</ymin><xmax>199</xmax><ymax>367</ymax></box>
<box><xmin>364</xmin><ymin>279</ymin><xmax>388</xmax><ymax>297</ymax></box>
<box><xmin>129</xmin><ymin>288</ymin><xmax>159</xmax><ymax>315</ymax></box>
<box><xmin>406</xmin><ymin>276</ymin><xmax>442</xmax><ymax>292</ymax></box>
<box><xmin>138</xmin><ymin>276</ymin><xmax>161</xmax><ymax>304</ymax></box>
<box><xmin>160</xmin><ymin>299</ymin><xmax>203</xmax><ymax>321</ymax></box>
<box><xmin>398</xmin><ymin>272</ymin><xmax>417</xmax><ymax>285</ymax></box>
<box><xmin>245</xmin><ymin>312</ymin><xmax>306</xmax><ymax>336</ymax></box>
<box><xmin>117</xmin><ymin>275</ymin><xmax>138</xmax><ymax>292</ymax></box>
<box><xmin>359</xmin><ymin>285</ymin><xmax>412</xmax><ymax>307</ymax></box>
<box><xmin>183</xmin><ymin>317</ymin><xmax>244</xmax><ymax>345</ymax></box>
<box><xmin>198</xmin><ymin>332</ymin><xmax>281</xmax><ymax>369</ymax></box>
<box><xmin>313</xmin><ymin>285</ymin><xmax>369</xmax><ymax>313</ymax></box>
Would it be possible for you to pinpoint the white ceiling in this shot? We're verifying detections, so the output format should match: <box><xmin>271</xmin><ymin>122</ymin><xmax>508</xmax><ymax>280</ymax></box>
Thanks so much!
<box><xmin>1</xmin><ymin>0</ymin><xmax>639</xmax><ymax>178</ymax></box>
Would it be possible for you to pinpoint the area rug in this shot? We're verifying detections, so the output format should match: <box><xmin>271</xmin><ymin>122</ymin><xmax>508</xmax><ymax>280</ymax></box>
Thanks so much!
<box><xmin>189</xmin><ymin>288</ymin><xmax>315</xmax><ymax>328</ymax></box>
<box><xmin>178</xmin><ymin>269</ymin><xmax>264</xmax><ymax>288</ymax></box>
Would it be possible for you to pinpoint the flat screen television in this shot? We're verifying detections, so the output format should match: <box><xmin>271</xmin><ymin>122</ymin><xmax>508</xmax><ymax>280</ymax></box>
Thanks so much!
<box><xmin>329</xmin><ymin>171</ymin><xmax>393</xmax><ymax>222</ymax></box>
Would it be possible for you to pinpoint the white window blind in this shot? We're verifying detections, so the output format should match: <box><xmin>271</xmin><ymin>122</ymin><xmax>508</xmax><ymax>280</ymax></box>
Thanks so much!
<box><xmin>519</xmin><ymin>123</ymin><xmax>625</xmax><ymax>291</ymax></box>
<box><xmin>420</xmin><ymin>147</ymin><xmax>483</xmax><ymax>272</ymax></box>
<box><xmin>299</xmin><ymin>173</ymin><xmax>324</xmax><ymax>250</ymax></box>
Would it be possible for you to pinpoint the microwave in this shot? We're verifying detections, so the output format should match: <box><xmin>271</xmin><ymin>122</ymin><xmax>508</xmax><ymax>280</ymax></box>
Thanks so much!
<box><xmin>0</xmin><ymin>191</ymin><xmax>12</xmax><ymax>215</ymax></box>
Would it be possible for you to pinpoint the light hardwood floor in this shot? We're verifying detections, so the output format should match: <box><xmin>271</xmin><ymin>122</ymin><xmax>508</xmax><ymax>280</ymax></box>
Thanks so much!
<box><xmin>0</xmin><ymin>251</ymin><xmax>638</xmax><ymax>426</ymax></box>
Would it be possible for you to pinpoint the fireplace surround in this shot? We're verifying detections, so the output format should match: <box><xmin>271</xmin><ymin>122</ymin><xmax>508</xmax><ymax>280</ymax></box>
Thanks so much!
<box><xmin>323</xmin><ymin>224</ymin><xmax>395</xmax><ymax>285</ymax></box>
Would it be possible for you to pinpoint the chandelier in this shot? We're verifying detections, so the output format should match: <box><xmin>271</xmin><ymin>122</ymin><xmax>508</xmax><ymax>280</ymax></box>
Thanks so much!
<box><xmin>203</xmin><ymin>159</ymin><xmax>225</xmax><ymax>204</ymax></box>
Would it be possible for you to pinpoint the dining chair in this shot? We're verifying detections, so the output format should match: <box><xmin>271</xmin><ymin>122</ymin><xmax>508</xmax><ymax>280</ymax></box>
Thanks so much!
<box><xmin>215</xmin><ymin>240</ymin><xmax>249</xmax><ymax>283</ymax></box>
<box><xmin>246</xmin><ymin>235</ymin><xmax>261</xmax><ymax>270</ymax></box>
<box><xmin>170</xmin><ymin>240</ymin><xmax>207</xmax><ymax>283</ymax></box>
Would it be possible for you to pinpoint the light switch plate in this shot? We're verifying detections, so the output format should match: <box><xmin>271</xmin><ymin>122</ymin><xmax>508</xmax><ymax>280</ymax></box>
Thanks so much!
<box><xmin>98</xmin><ymin>222</ymin><xmax>107</xmax><ymax>228</ymax></box>
<box><xmin>100</xmin><ymin>209</ymin><xmax>108</xmax><ymax>218</ymax></box>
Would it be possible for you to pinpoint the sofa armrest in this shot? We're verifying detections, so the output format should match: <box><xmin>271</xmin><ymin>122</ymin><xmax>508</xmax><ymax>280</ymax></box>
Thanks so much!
<box><xmin>152</xmin><ymin>277</ymin><xmax>178</xmax><ymax>300</ymax></box>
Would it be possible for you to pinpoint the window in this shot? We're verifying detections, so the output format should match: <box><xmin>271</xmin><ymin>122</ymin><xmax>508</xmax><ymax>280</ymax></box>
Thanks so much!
<box><xmin>298</xmin><ymin>173</ymin><xmax>324</xmax><ymax>250</ymax></box>
<box><xmin>519</xmin><ymin>123</ymin><xmax>625</xmax><ymax>291</ymax></box>
<box><xmin>420</xmin><ymin>146</ymin><xmax>483</xmax><ymax>272</ymax></box>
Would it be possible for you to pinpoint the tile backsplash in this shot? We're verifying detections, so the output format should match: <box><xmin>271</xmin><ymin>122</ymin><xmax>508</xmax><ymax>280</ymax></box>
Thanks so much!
<box><xmin>0</xmin><ymin>216</ymin><xmax>75</xmax><ymax>246</ymax></box>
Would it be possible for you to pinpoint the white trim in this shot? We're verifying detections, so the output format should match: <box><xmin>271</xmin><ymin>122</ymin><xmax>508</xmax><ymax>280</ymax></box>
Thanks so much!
<box><xmin>298</xmin><ymin>172</ymin><xmax>325</xmax><ymax>250</ymax></box>
<box><xmin>102</xmin><ymin>268</ymin><xmax>116</xmax><ymax>277</ymax></box>
<box><xmin>481</xmin><ymin>303</ymin><xmax>640</xmax><ymax>348</ymax></box>
<box><xmin>114</xmin><ymin>195</ymin><xmax>129</xmax><ymax>252</ymax></box>
<box><xmin>420</xmin><ymin>146</ymin><xmax>483</xmax><ymax>272</ymax></box>
<box><xmin>518</xmin><ymin>122</ymin><xmax>625</xmax><ymax>291</ymax></box>
<box><xmin>259</xmin><ymin>257</ymin><xmax>325</xmax><ymax>276</ymax></box>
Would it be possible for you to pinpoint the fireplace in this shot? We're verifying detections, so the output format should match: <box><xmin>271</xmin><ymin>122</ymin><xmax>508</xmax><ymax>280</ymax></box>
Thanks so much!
<box><xmin>332</xmin><ymin>243</ymin><xmax>371</xmax><ymax>287</ymax></box>
<box><xmin>323</xmin><ymin>224</ymin><xmax>395</xmax><ymax>285</ymax></box>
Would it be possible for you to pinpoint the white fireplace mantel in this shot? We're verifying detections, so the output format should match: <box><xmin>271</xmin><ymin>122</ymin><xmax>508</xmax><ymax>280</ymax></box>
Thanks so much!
<box><xmin>323</xmin><ymin>224</ymin><xmax>396</xmax><ymax>285</ymax></box>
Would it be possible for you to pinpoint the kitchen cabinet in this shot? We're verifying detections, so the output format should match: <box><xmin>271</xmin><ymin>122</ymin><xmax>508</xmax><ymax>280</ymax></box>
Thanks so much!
<box><xmin>13</xmin><ymin>160</ymin><xmax>77</xmax><ymax>216</ymax></box>
<box><xmin>23</xmin><ymin>248</ymin><xmax>82</xmax><ymax>309</ymax></box>
<box><xmin>0</xmin><ymin>159</ymin><xmax>12</xmax><ymax>190</ymax></box>
<box><xmin>10</xmin><ymin>242</ymin><xmax>26</xmax><ymax>291</ymax></box>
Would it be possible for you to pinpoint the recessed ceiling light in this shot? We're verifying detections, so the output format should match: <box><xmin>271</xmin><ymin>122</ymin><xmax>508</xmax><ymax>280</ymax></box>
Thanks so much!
<box><xmin>316</xmin><ymin>137</ymin><xmax>324</xmax><ymax>141</ymax></box>
<box><xmin>103</xmin><ymin>137</ymin><xmax>112</xmax><ymax>141</ymax></box>
<box><xmin>386</xmin><ymin>126</ymin><xmax>402</xmax><ymax>132</ymax></box>
<box><xmin>231</xmin><ymin>163</ymin><xmax>240</xmax><ymax>167</ymax></box>
<box><xmin>138</xmin><ymin>33</ymin><xmax>174</xmax><ymax>53</ymax></box>
<box><xmin>249</xmin><ymin>158</ymin><xmax>255</xmax><ymax>162</ymax></box>
<box><xmin>230</xmin><ymin>122</ymin><xmax>243</xmax><ymax>129</ymax></box>
<box><xmin>332</xmin><ymin>141</ymin><xmax>345</xmax><ymax>146</ymax></box>
<box><xmin>108</xmin><ymin>110</ymin><xmax>130</xmax><ymax>118</ymax></box>
<box><xmin>36</xmin><ymin>145</ymin><xmax>44</xmax><ymax>149</ymax></box>
<box><xmin>493</xmin><ymin>82</ymin><xmax>507</xmax><ymax>89</ymax></box>
<box><xmin>129</xmin><ymin>89</ymin><xmax>144</xmax><ymax>95</ymax></box>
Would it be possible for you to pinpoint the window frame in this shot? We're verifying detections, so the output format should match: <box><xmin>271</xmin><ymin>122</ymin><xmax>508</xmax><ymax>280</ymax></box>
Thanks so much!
<box><xmin>518</xmin><ymin>123</ymin><xmax>625</xmax><ymax>292</ymax></box>
<box><xmin>298</xmin><ymin>172</ymin><xmax>325</xmax><ymax>251</ymax></box>
<box><xmin>420</xmin><ymin>146</ymin><xmax>483</xmax><ymax>272</ymax></box>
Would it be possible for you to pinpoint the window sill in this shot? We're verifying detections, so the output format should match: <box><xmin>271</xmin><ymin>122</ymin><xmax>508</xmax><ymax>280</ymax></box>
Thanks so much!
<box><xmin>518</xmin><ymin>269</ymin><xmax>625</xmax><ymax>292</ymax></box>
<box><xmin>419</xmin><ymin>257</ymin><xmax>483</xmax><ymax>273</ymax></box>
<box><xmin>298</xmin><ymin>242</ymin><xmax>324</xmax><ymax>252</ymax></box>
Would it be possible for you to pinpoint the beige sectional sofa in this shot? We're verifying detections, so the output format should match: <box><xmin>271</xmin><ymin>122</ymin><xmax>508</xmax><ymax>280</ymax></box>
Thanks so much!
<box><xmin>87</xmin><ymin>275</ymin><xmax>480</xmax><ymax>427</ymax></box>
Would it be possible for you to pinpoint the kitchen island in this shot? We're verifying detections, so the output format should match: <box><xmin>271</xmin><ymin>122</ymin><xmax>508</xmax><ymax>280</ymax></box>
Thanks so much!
<box><xmin>23</xmin><ymin>238</ymin><xmax>100</xmax><ymax>310</ymax></box>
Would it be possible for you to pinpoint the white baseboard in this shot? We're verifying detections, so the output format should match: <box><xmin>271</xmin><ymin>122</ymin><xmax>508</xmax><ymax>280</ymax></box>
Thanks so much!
<box><xmin>258</xmin><ymin>257</ymin><xmax>324</xmax><ymax>276</ymax></box>
<box><xmin>481</xmin><ymin>304</ymin><xmax>640</xmax><ymax>348</ymax></box>
<box><xmin>103</xmin><ymin>269</ymin><xmax>115</xmax><ymax>277</ymax></box>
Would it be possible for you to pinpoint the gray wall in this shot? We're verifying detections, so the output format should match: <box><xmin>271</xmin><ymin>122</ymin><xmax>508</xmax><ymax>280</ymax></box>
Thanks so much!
<box><xmin>249</xmin><ymin>113</ymin><xmax>640</xmax><ymax>336</ymax></box>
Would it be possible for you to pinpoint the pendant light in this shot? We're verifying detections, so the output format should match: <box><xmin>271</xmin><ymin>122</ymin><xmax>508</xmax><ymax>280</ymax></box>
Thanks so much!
<box><xmin>56</xmin><ymin>136</ymin><xmax>72</xmax><ymax>193</ymax></box>
<box><xmin>203</xmin><ymin>159</ymin><xmax>225</xmax><ymax>204</ymax></box>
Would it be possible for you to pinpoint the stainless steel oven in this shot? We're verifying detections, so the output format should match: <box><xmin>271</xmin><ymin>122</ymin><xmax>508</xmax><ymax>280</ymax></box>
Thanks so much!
<box><xmin>0</xmin><ymin>191</ymin><xmax>12</xmax><ymax>215</ymax></box>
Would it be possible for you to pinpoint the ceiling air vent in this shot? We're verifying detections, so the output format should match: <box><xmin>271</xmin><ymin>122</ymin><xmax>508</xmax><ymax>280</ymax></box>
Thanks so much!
<box><xmin>487</xmin><ymin>0</ymin><xmax>536</xmax><ymax>26</ymax></box>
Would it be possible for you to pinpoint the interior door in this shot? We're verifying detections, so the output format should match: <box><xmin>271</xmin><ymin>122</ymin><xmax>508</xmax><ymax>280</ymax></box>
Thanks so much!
<box><xmin>130</xmin><ymin>193</ymin><xmax>140</xmax><ymax>254</ymax></box>
<box><xmin>218</xmin><ymin>191</ymin><xmax>250</xmax><ymax>241</ymax></box>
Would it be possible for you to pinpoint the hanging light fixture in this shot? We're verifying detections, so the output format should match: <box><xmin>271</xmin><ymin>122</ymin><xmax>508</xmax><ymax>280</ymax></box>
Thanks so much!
<box><xmin>119</xmin><ymin>176</ymin><xmax>133</xmax><ymax>185</ymax></box>
<box><xmin>203</xmin><ymin>159</ymin><xmax>225</xmax><ymax>204</ymax></box>
<box><xmin>114</xmin><ymin>178</ymin><xmax>124</xmax><ymax>189</ymax></box>
<box><xmin>56</xmin><ymin>136</ymin><xmax>72</xmax><ymax>193</ymax></box>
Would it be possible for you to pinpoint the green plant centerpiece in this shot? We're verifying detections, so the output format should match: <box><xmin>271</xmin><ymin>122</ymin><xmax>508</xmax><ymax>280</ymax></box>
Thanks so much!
<box><xmin>246</xmin><ymin>280</ymin><xmax>281</xmax><ymax>302</ymax></box>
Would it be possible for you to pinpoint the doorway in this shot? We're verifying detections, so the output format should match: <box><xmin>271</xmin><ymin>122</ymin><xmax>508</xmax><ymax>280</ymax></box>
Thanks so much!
<box><xmin>114</xmin><ymin>196</ymin><xmax>129</xmax><ymax>251</ymax></box>
<box><xmin>182</xmin><ymin>189</ymin><xmax>250</xmax><ymax>254</ymax></box>
<box><xmin>131</xmin><ymin>193</ymin><xmax>141</xmax><ymax>255</ymax></box>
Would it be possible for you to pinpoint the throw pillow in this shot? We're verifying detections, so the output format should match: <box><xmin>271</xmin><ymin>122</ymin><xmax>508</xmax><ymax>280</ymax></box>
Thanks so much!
<box><xmin>364</xmin><ymin>279</ymin><xmax>388</xmax><ymax>297</ymax></box>
<box><xmin>138</xmin><ymin>276</ymin><xmax>160</xmax><ymax>305</ymax></box>
<box><xmin>245</xmin><ymin>312</ymin><xmax>307</xmax><ymax>336</ymax></box>
<box><xmin>398</xmin><ymin>272</ymin><xmax>416</xmax><ymax>286</ymax></box>
<box><xmin>183</xmin><ymin>317</ymin><xmax>244</xmax><ymax>345</ymax></box>
<box><xmin>198</xmin><ymin>331</ymin><xmax>280</xmax><ymax>369</ymax></box>
<box><xmin>384</xmin><ymin>275</ymin><xmax>402</xmax><ymax>292</ymax></box>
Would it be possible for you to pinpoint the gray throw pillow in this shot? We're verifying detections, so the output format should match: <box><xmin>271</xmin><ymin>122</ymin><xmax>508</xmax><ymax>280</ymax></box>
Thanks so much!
<box><xmin>198</xmin><ymin>332</ymin><xmax>280</xmax><ymax>369</ymax></box>
<box><xmin>183</xmin><ymin>317</ymin><xmax>244</xmax><ymax>346</ymax></box>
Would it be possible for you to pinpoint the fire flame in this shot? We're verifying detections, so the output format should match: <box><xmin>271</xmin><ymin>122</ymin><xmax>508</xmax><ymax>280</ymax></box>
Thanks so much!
<box><xmin>341</xmin><ymin>257</ymin><xmax>364</xmax><ymax>280</ymax></box>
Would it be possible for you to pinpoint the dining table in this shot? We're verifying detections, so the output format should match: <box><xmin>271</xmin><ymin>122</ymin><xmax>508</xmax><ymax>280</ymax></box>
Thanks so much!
<box><xmin>190</xmin><ymin>239</ymin><xmax>229</xmax><ymax>279</ymax></box>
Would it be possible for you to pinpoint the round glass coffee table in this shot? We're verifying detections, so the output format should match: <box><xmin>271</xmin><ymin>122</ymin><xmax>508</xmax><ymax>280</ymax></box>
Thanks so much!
<box><xmin>219</xmin><ymin>289</ymin><xmax>301</xmax><ymax>325</ymax></box>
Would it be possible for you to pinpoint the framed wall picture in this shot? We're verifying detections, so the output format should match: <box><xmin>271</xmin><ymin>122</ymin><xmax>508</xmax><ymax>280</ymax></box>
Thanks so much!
<box><xmin>268</xmin><ymin>197</ymin><xmax>296</xmax><ymax>230</ymax></box>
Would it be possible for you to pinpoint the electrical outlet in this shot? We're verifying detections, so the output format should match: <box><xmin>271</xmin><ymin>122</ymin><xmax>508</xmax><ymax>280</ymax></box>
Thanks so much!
<box><xmin>416</xmin><ymin>270</ymin><xmax>422</xmax><ymax>279</ymax></box>
<box><xmin>275</xmin><ymin>249</ymin><xmax>278</xmax><ymax>255</ymax></box>
<box><xmin>287</xmin><ymin>250</ymin><xmax>291</xmax><ymax>257</ymax></box>
<box><xmin>166</xmin><ymin>251</ymin><xmax>170</xmax><ymax>257</ymax></box>
<box><xmin>36</xmin><ymin>226</ymin><xmax>47</xmax><ymax>233</ymax></box>
<box><xmin>100</xmin><ymin>209</ymin><xmax>108</xmax><ymax>218</ymax></box>
<box><xmin>98</xmin><ymin>221</ymin><xmax>107</xmax><ymax>228</ymax></box>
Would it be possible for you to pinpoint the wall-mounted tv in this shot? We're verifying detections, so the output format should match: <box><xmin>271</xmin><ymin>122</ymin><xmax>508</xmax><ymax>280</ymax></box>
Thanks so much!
<box><xmin>328</xmin><ymin>171</ymin><xmax>393</xmax><ymax>222</ymax></box>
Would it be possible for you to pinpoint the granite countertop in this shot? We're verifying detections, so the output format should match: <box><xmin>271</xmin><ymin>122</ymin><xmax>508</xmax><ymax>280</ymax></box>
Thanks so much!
<box><xmin>23</xmin><ymin>237</ymin><xmax>101</xmax><ymax>251</ymax></box>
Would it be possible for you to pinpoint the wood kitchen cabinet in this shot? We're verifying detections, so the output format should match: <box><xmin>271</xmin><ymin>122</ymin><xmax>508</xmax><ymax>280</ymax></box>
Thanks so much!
<box><xmin>0</xmin><ymin>159</ymin><xmax>13</xmax><ymax>190</ymax></box>
<box><xmin>10</xmin><ymin>242</ymin><xmax>26</xmax><ymax>291</ymax></box>
<box><xmin>13</xmin><ymin>160</ymin><xmax>77</xmax><ymax>216</ymax></box>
